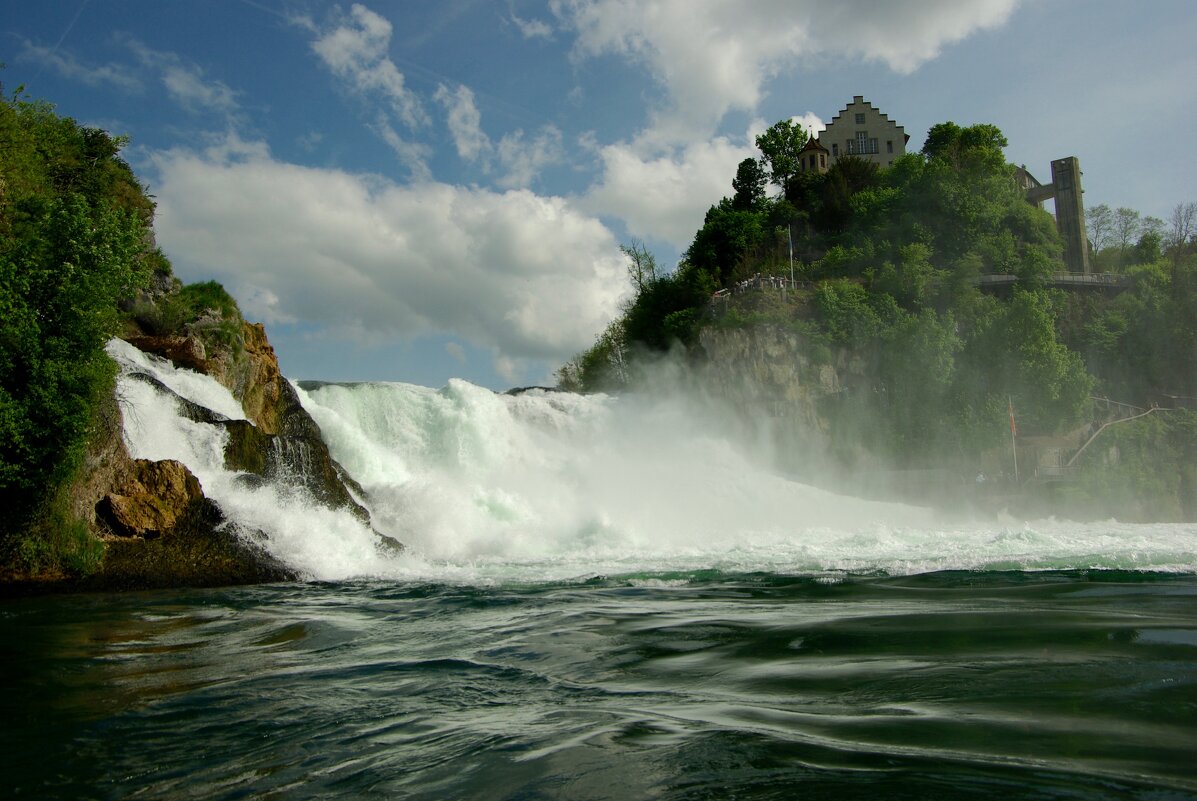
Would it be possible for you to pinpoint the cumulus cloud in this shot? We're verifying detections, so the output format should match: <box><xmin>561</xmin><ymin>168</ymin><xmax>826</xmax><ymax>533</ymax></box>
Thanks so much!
<box><xmin>434</xmin><ymin>82</ymin><xmax>565</xmax><ymax>188</ymax></box>
<box><xmin>792</xmin><ymin>112</ymin><xmax>825</xmax><ymax>136</ymax></box>
<box><xmin>582</xmin><ymin>133</ymin><xmax>757</xmax><ymax>249</ymax></box>
<box><xmin>150</xmin><ymin>138</ymin><xmax>630</xmax><ymax>378</ymax></box>
<box><xmin>553</xmin><ymin>0</ymin><xmax>1019</xmax><ymax>147</ymax></box>
<box><xmin>311</xmin><ymin>3</ymin><xmax>426</xmax><ymax>128</ymax></box>
<box><xmin>495</xmin><ymin>126</ymin><xmax>565</xmax><ymax>189</ymax></box>
<box><xmin>305</xmin><ymin>3</ymin><xmax>432</xmax><ymax>176</ymax></box>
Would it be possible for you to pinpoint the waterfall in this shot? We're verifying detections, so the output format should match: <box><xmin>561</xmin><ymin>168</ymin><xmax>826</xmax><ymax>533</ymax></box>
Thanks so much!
<box><xmin>107</xmin><ymin>340</ymin><xmax>1197</xmax><ymax>583</ymax></box>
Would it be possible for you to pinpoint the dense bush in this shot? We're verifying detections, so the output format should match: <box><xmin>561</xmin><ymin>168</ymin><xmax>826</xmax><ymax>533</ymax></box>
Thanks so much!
<box><xmin>0</xmin><ymin>87</ymin><xmax>154</xmax><ymax>564</ymax></box>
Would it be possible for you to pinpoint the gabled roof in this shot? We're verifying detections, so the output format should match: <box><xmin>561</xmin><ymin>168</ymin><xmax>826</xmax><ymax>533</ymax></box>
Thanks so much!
<box><xmin>823</xmin><ymin>95</ymin><xmax>905</xmax><ymax>135</ymax></box>
<box><xmin>801</xmin><ymin>136</ymin><xmax>829</xmax><ymax>153</ymax></box>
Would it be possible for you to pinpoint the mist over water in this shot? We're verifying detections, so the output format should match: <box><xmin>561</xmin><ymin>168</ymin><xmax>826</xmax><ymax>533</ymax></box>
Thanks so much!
<box><xmin>108</xmin><ymin>339</ymin><xmax>1197</xmax><ymax>582</ymax></box>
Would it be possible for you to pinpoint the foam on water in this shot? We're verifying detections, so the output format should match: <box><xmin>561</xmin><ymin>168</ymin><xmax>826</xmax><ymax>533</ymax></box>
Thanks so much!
<box><xmin>107</xmin><ymin>340</ymin><xmax>1197</xmax><ymax>583</ymax></box>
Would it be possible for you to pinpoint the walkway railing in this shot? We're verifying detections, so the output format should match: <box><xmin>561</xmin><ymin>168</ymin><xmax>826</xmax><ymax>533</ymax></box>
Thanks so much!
<box><xmin>977</xmin><ymin>272</ymin><xmax>1129</xmax><ymax>289</ymax></box>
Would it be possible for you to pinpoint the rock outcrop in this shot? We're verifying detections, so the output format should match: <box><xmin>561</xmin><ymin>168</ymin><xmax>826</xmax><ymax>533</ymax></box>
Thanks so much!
<box><xmin>693</xmin><ymin>324</ymin><xmax>883</xmax><ymax>477</ymax></box>
<box><xmin>96</xmin><ymin>459</ymin><xmax>203</xmax><ymax>538</ymax></box>
<box><xmin>123</xmin><ymin>334</ymin><xmax>207</xmax><ymax>373</ymax></box>
<box><xmin>40</xmin><ymin>305</ymin><xmax>399</xmax><ymax>592</ymax></box>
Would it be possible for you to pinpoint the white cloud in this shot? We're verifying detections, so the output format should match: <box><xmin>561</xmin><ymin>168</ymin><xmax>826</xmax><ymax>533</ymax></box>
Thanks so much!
<box><xmin>18</xmin><ymin>41</ymin><xmax>142</xmax><ymax>92</ymax></box>
<box><xmin>496</xmin><ymin>126</ymin><xmax>565</xmax><ymax>189</ymax></box>
<box><xmin>124</xmin><ymin>38</ymin><xmax>240</xmax><ymax>116</ymax></box>
<box><xmin>160</xmin><ymin>65</ymin><xmax>239</xmax><ymax>114</ymax></box>
<box><xmin>435</xmin><ymin>83</ymin><xmax>490</xmax><ymax>162</ymax></box>
<box><xmin>371</xmin><ymin>114</ymin><xmax>433</xmax><ymax>182</ymax></box>
<box><xmin>552</xmin><ymin>0</ymin><xmax>1019</xmax><ymax>148</ymax></box>
<box><xmin>311</xmin><ymin>3</ymin><xmax>426</xmax><ymax>129</ymax></box>
<box><xmin>150</xmin><ymin>138</ymin><xmax>630</xmax><ymax>377</ymax></box>
<box><xmin>510</xmin><ymin>11</ymin><xmax>554</xmax><ymax>40</ymax></box>
<box><xmin>433</xmin><ymin>82</ymin><xmax>564</xmax><ymax>188</ymax></box>
<box><xmin>792</xmin><ymin>112</ymin><xmax>825</xmax><ymax>136</ymax></box>
<box><xmin>582</xmin><ymin>134</ymin><xmax>757</xmax><ymax>249</ymax></box>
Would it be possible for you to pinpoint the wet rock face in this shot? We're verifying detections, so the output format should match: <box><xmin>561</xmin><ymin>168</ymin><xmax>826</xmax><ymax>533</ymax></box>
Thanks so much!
<box><xmin>96</xmin><ymin>459</ymin><xmax>203</xmax><ymax>539</ymax></box>
<box><xmin>205</xmin><ymin>322</ymin><xmax>288</xmax><ymax>435</ymax></box>
<box><xmin>123</xmin><ymin>334</ymin><xmax>207</xmax><ymax>372</ymax></box>
<box><xmin>86</xmin><ymin>458</ymin><xmax>298</xmax><ymax>590</ymax></box>
<box><xmin>89</xmin><ymin>498</ymin><xmax>297</xmax><ymax>591</ymax></box>
<box><xmin>220</xmin><ymin>418</ymin><xmax>373</xmax><ymax>525</ymax></box>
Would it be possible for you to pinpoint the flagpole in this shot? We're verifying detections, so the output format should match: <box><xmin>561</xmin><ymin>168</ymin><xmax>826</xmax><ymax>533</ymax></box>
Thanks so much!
<box><xmin>788</xmin><ymin>224</ymin><xmax>794</xmax><ymax>286</ymax></box>
<box><xmin>1008</xmin><ymin>396</ymin><xmax>1019</xmax><ymax>484</ymax></box>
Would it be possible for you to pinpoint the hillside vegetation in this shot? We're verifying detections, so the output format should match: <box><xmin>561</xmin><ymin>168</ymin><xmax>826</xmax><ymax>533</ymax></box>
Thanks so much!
<box><xmin>559</xmin><ymin>118</ymin><xmax>1197</xmax><ymax>517</ymax></box>
<box><xmin>0</xmin><ymin>87</ymin><xmax>248</xmax><ymax>577</ymax></box>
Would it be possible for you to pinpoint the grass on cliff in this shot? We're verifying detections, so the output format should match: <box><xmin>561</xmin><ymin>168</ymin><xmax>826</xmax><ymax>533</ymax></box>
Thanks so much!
<box><xmin>129</xmin><ymin>277</ymin><xmax>244</xmax><ymax>347</ymax></box>
<box><xmin>2</xmin><ymin>493</ymin><xmax>106</xmax><ymax>580</ymax></box>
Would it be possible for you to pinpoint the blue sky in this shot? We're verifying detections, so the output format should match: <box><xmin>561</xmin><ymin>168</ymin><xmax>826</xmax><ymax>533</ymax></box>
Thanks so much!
<box><xmin>4</xmin><ymin>0</ymin><xmax>1196</xmax><ymax>389</ymax></box>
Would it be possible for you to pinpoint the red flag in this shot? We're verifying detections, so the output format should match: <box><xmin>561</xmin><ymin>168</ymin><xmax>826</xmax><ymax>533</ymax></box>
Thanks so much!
<box><xmin>1008</xmin><ymin>399</ymin><xmax>1018</xmax><ymax>436</ymax></box>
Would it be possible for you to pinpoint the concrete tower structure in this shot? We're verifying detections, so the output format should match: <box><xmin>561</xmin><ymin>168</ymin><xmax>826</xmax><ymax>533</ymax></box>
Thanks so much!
<box><xmin>1022</xmin><ymin>157</ymin><xmax>1091</xmax><ymax>274</ymax></box>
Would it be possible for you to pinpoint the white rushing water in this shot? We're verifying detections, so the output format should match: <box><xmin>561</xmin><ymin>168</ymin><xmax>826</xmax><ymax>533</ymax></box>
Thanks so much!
<box><xmin>108</xmin><ymin>339</ymin><xmax>1197</xmax><ymax>583</ymax></box>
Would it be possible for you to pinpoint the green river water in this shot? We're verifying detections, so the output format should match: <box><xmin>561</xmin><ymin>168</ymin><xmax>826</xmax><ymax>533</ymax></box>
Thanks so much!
<box><xmin>3</xmin><ymin>569</ymin><xmax>1196</xmax><ymax>800</ymax></box>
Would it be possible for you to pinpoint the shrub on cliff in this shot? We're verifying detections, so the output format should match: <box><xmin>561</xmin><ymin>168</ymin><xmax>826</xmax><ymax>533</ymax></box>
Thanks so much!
<box><xmin>0</xmin><ymin>87</ymin><xmax>153</xmax><ymax>565</ymax></box>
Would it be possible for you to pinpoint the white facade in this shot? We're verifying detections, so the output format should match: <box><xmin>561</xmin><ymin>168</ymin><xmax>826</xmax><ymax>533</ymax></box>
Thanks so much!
<box><xmin>819</xmin><ymin>96</ymin><xmax>908</xmax><ymax>169</ymax></box>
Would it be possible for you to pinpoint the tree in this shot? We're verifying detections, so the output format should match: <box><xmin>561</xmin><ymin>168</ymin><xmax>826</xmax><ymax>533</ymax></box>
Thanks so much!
<box><xmin>922</xmin><ymin>122</ymin><xmax>1007</xmax><ymax>171</ymax></box>
<box><xmin>1086</xmin><ymin>203</ymin><xmax>1113</xmax><ymax>253</ymax></box>
<box><xmin>1112</xmin><ymin>207</ymin><xmax>1142</xmax><ymax>256</ymax></box>
<box><xmin>620</xmin><ymin>239</ymin><xmax>658</xmax><ymax>292</ymax></box>
<box><xmin>731</xmin><ymin>157</ymin><xmax>767</xmax><ymax>211</ymax></box>
<box><xmin>1167</xmin><ymin>201</ymin><xmax>1196</xmax><ymax>250</ymax></box>
<box><xmin>755</xmin><ymin>118</ymin><xmax>808</xmax><ymax>191</ymax></box>
<box><xmin>686</xmin><ymin>198</ymin><xmax>766</xmax><ymax>288</ymax></box>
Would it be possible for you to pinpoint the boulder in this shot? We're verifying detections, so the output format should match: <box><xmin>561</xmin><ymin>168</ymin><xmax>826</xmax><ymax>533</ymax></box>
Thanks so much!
<box><xmin>123</xmin><ymin>334</ymin><xmax>208</xmax><ymax>372</ymax></box>
<box><xmin>95</xmin><ymin>459</ymin><xmax>202</xmax><ymax>539</ymax></box>
<box><xmin>88</xmin><ymin>497</ymin><xmax>297</xmax><ymax>591</ymax></box>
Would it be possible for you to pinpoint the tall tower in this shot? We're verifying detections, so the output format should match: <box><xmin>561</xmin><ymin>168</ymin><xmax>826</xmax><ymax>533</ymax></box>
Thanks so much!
<box><xmin>1051</xmin><ymin>157</ymin><xmax>1090</xmax><ymax>274</ymax></box>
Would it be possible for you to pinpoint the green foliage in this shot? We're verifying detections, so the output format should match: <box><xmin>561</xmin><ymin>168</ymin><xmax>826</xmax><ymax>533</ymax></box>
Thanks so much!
<box><xmin>623</xmin><ymin>261</ymin><xmax>715</xmax><ymax>351</ymax></box>
<box><xmin>0</xmin><ymin>87</ymin><xmax>154</xmax><ymax>554</ymax></box>
<box><xmin>620</xmin><ymin>240</ymin><xmax>658</xmax><ymax>293</ymax></box>
<box><xmin>556</xmin><ymin>317</ymin><xmax>628</xmax><ymax>393</ymax></box>
<box><xmin>130</xmin><ymin>277</ymin><xmax>245</xmax><ymax>353</ymax></box>
<box><xmin>755</xmin><ymin>118</ymin><xmax>809</xmax><ymax>190</ymax></box>
<box><xmin>812</xmin><ymin>280</ymin><xmax>893</xmax><ymax>343</ymax></box>
<box><xmin>922</xmin><ymin>121</ymin><xmax>1008</xmax><ymax>171</ymax></box>
<box><xmin>561</xmin><ymin>114</ymin><xmax>1197</xmax><ymax>485</ymax></box>
<box><xmin>1057</xmin><ymin>411</ymin><xmax>1197</xmax><ymax>521</ymax></box>
<box><xmin>2</xmin><ymin>487</ymin><xmax>106</xmax><ymax>576</ymax></box>
<box><xmin>686</xmin><ymin>198</ymin><xmax>768</xmax><ymax>288</ymax></box>
<box><xmin>731</xmin><ymin>158</ymin><xmax>767</xmax><ymax>211</ymax></box>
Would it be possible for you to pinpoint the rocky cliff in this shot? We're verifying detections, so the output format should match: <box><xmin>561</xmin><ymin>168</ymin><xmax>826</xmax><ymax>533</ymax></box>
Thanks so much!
<box><xmin>693</xmin><ymin>324</ymin><xmax>884</xmax><ymax>479</ymax></box>
<box><xmin>37</xmin><ymin>307</ymin><xmax>397</xmax><ymax>593</ymax></box>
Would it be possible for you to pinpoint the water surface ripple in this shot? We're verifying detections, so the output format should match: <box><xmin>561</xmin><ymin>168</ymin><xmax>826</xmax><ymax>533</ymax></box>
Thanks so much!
<box><xmin>4</xmin><ymin>570</ymin><xmax>1196</xmax><ymax>800</ymax></box>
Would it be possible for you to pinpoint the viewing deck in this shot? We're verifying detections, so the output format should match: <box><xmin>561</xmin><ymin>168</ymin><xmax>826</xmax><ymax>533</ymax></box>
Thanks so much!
<box><xmin>977</xmin><ymin>272</ymin><xmax>1129</xmax><ymax>294</ymax></box>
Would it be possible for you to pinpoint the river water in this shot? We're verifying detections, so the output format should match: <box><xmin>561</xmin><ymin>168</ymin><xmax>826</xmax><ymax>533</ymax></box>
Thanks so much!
<box><xmin>1</xmin><ymin>343</ymin><xmax>1195</xmax><ymax>798</ymax></box>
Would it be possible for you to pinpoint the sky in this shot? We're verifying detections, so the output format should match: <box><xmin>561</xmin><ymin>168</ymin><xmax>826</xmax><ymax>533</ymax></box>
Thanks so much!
<box><xmin>3</xmin><ymin>0</ymin><xmax>1196</xmax><ymax>390</ymax></box>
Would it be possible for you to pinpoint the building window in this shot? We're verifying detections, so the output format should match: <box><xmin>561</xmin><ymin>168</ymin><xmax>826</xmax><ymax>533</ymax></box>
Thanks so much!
<box><xmin>855</xmin><ymin>112</ymin><xmax>865</xmax><ymax>125</ymax></box>
<box><xmin>831</xmin><ymin>143</ymin><xmax>838</xmax><ymax>157</ymax></box>
<box><xmin>819</xmin><ymin>154</ymin><xmax>826</xmax><ymax>168</ymax></box>
<box><xmin>887</xmin><ymin>140</ymin><xmax>893</xmax><ymax>154</ymax></box>
<box><xmin>855</xmin><ymin>130</ymin><xmax>868</xmax><ymax>153</ymax></box>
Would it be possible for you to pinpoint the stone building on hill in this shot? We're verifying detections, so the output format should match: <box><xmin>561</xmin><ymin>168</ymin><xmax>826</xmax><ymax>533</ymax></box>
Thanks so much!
<box><xmin>798</xmin><ymin>95</ymin><xmax>909</xmax><ymax>175</ymax></box>
<box><xmin>798</xmin><ymin>95</ymin><xmax>1091</xmax><ymax>274</ymax></box>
